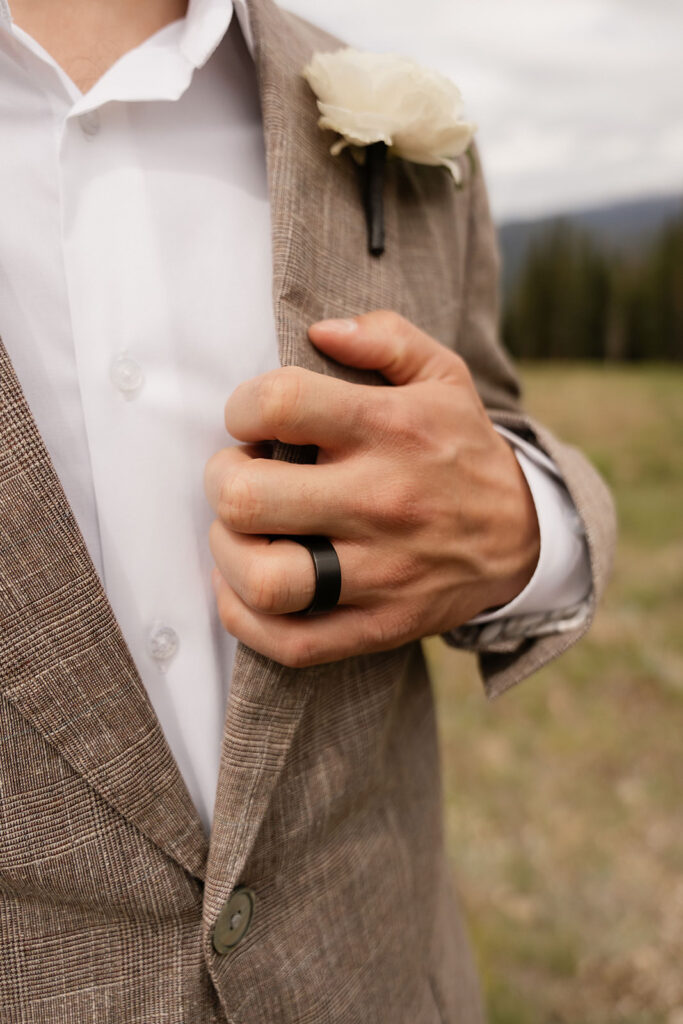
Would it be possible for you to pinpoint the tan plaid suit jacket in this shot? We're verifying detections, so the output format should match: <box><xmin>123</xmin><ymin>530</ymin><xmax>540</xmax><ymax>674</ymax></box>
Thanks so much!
<box><xmin>0</xmin><ymin>0</ymin><xmax>616</xmax><ymax>1020</ymax></box>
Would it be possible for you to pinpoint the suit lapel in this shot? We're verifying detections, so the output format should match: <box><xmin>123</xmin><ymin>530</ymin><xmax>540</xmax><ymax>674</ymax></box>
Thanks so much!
<box><xmin>203</xmin><ymin>0</ymin><xmax>387</xmax><ymax>925</ymax></box>
<box><xmin>203</xmin><ymin>0</ymin><xmax>442</xmax><ymax>930</ymax></box>
<box><xmin>202</xmin><ymin>0</ymin><xmax>321</xmax><ymax>926</ymax></box>
<box><xmin>247</xmin><ymin>0</ymin><xmax>405</xmax><ymax>380</ymax></box>
<box><xmin>0</xmin><ymin>342</ymin><xmax>208</xmax><ymax>879</ymax></box>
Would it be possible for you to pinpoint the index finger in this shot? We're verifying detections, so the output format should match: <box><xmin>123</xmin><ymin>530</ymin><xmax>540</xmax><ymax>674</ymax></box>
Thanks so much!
<box><xmin>225</xmin><ymin>366</ymin><xmax>382</xmax><ymax>449</ymax></box>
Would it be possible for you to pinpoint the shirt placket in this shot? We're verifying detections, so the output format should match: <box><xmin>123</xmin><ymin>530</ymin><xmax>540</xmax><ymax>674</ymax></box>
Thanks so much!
<box><xmin>57</xmin><ymin>79</ymin><xmax>227</xmax><ymax>832</ymax></box>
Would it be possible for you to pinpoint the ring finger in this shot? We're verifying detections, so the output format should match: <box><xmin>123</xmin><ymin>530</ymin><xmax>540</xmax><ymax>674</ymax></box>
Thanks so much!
<box><xmin>208</xmin><ymin>521</ymin><xmax>382</xmax><ymax>615</ymax></box>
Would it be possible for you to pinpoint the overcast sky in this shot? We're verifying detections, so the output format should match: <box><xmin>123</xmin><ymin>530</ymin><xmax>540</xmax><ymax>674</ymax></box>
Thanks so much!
<box><xmin>285</xmin><ymin>0</ymin><xmax>683</xmax><ymax>222</ymax></box>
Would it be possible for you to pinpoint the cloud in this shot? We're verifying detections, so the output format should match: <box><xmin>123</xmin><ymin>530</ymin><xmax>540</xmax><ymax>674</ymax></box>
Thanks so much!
<box><xmin>285</xmin><ymin>0</ymin><xmax>683</xmax><ymax>219</ymax></box>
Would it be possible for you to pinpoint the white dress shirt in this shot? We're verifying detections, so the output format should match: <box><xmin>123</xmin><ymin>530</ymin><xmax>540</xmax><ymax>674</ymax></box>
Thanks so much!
<box><xmin>0</xmin><ymin>0</ymin><xmax>590</xmax><ymax>831</ymax></box>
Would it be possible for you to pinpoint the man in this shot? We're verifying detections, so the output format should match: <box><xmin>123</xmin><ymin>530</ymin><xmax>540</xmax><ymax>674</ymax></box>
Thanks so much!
<box><xmin>0</xmin><ymin>0</ymin><xmax>615</xmax><ymax>1020</ymax></box>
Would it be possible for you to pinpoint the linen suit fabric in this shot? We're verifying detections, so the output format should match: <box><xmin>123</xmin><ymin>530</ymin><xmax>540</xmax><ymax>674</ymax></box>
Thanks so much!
<box><xmin>0</xmin><ymin>0</ymin><xmax>616</xmax><ymax>1021</ymax></box>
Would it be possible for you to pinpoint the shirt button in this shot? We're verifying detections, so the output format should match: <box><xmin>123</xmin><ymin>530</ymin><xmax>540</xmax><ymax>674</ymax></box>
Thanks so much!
<box><xmin>147</xmin><ymin>625</ymin><xmax>180</xmax><ymax>665</ymax></box>
<box><xmin>79</xmin><ymin>110</ymin><xmax>101</xmax><ymax>137</ymax></box>
<box><xmin>213</xmin><ymin>887</ymin><xmax>255</xmax><ymax>954</ymax></box>
<box><xmin>110</xmin><ymin>353</ymin><xmax>144</xmax><ymax>399</ymax></box>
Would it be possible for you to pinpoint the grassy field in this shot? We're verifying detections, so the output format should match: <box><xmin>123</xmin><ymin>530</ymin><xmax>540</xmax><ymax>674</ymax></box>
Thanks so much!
<box><xmin>426</xmin><ymin>364</ymin><xmax>683</xmax><ymax>1024</ymax></box>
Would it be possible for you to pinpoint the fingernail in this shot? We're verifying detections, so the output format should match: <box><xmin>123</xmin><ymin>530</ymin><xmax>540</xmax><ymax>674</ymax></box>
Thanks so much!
<box><xmin>311</xmin><ymin>318</ymin><xmax>357</xmax><ymax>335</ymax></box>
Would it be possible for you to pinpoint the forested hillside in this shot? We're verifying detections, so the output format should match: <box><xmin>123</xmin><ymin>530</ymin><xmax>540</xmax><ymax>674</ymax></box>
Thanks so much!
<box><xmin>499</xmin><ymin>196</ymin><xmax>683</xmax><ymax>361</ymax></box>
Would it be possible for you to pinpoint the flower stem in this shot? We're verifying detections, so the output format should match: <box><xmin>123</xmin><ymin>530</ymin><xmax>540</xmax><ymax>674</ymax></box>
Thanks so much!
<box><xmin>364</xmin><ymin>141</ymin><xmax>387</xmax><ymax>257</ymax></box>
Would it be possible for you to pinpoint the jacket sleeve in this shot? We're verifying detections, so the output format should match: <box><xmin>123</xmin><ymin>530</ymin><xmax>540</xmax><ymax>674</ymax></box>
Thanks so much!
<box><xmin>442</xmin><ymin>146</ymin><xmax>617</xmax><ymax>699</ymax></box>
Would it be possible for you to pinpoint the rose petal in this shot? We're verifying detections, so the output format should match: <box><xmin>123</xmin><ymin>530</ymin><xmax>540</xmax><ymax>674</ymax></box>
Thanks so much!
<box><xmin>303</xmin><ymin>47</ymin><xmax>476</xmax><ymax>169</ymax></box>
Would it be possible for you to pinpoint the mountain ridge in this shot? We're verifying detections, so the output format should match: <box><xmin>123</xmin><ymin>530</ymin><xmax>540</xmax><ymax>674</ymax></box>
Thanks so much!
<box><xmin>497</xmin><ymin>192</ymin><xmax>683</xmax><ymax>298</ymax></box>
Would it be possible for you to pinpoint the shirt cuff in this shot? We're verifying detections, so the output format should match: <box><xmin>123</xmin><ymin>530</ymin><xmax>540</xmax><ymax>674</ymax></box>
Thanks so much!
<box><xmin>468</xmin><ymin>425</ymin><xmax>592</xmax><ymax>625</ymax></box>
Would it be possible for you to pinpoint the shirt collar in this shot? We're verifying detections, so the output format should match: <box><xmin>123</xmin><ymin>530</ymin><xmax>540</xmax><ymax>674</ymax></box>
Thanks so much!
<box><xmin>180</xmin><ymin>0</ymin><xmax>253</xmax><ymax>67</ymax></box>
<box><xmin>0</xmin><ymin>0</ymin><xmax>254</xmax><ymax>110</ymax></box>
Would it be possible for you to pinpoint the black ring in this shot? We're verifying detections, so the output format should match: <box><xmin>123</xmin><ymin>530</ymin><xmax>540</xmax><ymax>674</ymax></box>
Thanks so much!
<box><xmin>271</xmin><ymin>535</ymin><xmax>342</xmax><ymax>615</ymax></box>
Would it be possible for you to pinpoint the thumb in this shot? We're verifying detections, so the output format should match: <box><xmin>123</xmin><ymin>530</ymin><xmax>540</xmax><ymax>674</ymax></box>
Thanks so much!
<box><xmin>307</xmin><ymin>311</ymin><xmax>464</xmax><ymax>387</ymax></box>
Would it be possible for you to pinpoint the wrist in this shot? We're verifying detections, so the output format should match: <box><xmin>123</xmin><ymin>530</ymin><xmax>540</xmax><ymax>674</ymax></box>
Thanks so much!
<box><xmin>484</xmin><ymin>441</ymin><xmax>541</xmax><ymax>612</ymax></box>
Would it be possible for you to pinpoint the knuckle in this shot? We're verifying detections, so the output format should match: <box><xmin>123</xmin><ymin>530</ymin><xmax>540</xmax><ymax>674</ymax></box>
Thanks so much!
<box><xmin>381</xmin><ymin>311</ymin><xmax>413</xmax><ymax>365</ymax></box>
<box><xmin>218</xmin><ymin>466</ymin><xmax>260</xmax><ymax>531</ymax></box>
<box><xmin>366</xmin><ymin>605</ymin><xmax>419</xmax><ymax>649</ymax></box>
<box><xmin>385</xmin><ymin>396</ymin><xmax>417</xmax><ymax>441</ymax></box>
<box><xmin>382</xmin><ymin>477</ymin><xmax>424</xmax><ymax>529</ymax></box>
<box><xmin>377</xmin><ymin>309</ymin><xmax>410</xmax><ymax>338</ymax></box>
<box><xmin>375</xmin><ymin>390</ymin><xmax>428</xmax><ymax>452</ymax></box>
<box><xmin>258</xmin><ymin>367</ymin><xmax>305</xmax><ymax>434</ymax></box>
<box><xmin>359</xmin><ymin>611</ymin><xmax>395</xmax><ymax>650</ymax></box>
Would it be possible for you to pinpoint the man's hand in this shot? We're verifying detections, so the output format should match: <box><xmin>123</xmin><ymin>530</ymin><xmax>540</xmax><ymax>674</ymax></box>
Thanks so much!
<box><xmin>204</xmin><ymin>312</ymin><xmax>540</xmax><ymax>668</ymax></box>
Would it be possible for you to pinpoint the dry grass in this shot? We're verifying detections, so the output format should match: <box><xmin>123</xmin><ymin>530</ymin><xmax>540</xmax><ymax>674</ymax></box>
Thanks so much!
<box><xmin>426</xmin><ymin>364</ymin><xmax>683</xmax><ymax>1024</ymax></box>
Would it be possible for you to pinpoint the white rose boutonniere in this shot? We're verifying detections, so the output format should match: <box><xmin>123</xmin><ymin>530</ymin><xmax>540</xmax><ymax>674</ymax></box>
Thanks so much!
<box><xmin>302</xmin><ymin>48</ymin><xmax>477</xmax><ymax>256</ymax></box>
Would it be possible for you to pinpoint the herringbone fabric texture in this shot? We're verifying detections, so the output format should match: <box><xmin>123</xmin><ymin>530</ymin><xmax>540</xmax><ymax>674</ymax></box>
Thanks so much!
<box><xmin>0</xmin><ymin>0</ymin><xmax>616</xmax><ymax>1020</ymax></box>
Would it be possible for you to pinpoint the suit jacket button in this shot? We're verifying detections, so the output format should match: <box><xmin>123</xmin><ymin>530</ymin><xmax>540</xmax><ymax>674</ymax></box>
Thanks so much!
<box><xmin>212</xmin><ymin>886</ymin><xmax>255</xmax><ymax>954</ymax></box>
